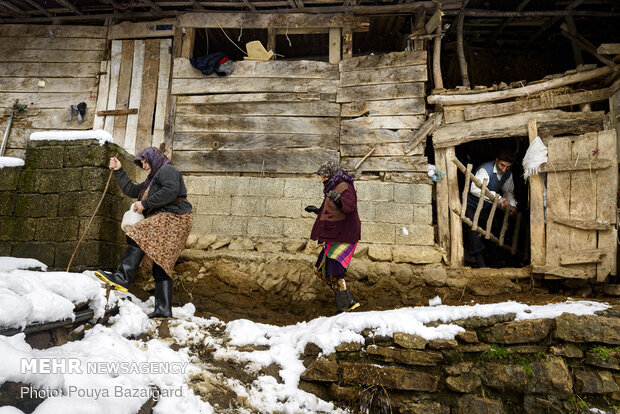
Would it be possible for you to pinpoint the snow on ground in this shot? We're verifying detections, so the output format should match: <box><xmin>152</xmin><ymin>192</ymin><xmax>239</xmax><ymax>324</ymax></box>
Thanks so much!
<box><xmin>0</xmin><ymin>256</ymin><xmax>612</xmax><ymax>413</ymax></box>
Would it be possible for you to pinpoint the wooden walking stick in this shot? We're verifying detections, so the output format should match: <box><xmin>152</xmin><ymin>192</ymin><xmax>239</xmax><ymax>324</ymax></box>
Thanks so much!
<box><xmin>66</xmin><ymin>153</ymin><xmax>118</xmax><ymax>272</ymax></box>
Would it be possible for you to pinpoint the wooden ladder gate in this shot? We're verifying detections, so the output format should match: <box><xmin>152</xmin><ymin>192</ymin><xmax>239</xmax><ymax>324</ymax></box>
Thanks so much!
<box><xmin>451</xmin><ymin>157</ymin><xmax>523</xmax><ymax>256</ymax></box>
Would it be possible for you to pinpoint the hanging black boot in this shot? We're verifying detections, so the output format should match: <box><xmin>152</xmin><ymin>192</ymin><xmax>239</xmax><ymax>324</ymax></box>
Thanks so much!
<box><xmin>148</xmin><ymin>279</ymin><xmax>173</xmax><ymax>318</ymax></box>
<box><xmin>95</xmin><ymin>244</ymin><xmax>144</xmax><ymax>293</ymax></box>
<box><xmin>346</xmin><ymin>288</ymin><xmax>360</xmax><ymax>311</ymax></box>
<box><xmin>148</xmin><ymin>263</ymin><xmax>173</xmax><ymax>318</ymax></box>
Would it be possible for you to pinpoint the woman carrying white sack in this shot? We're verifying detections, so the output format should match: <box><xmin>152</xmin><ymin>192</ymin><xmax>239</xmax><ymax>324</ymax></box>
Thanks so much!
<box><xmin>95</xmin><ymin>147</ymin><xmax>193</xmax><ymax>318</ymax></box>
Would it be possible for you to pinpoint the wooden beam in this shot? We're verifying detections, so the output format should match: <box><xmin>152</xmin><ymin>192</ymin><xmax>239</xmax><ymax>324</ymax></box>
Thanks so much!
<box><xmin>241</xmin><ymin>0</ymin><xmax>256</xmax><ymax>11</ymax></box>
<box><xmin>463</xmin><ymin>88</ymin><xmax>610</xmax><ymax>120</ymax></box>
<box><xmin>435</xmin><ymin>148</ymin><xmax>450</xmax><ymax>262</ymax></box>
<box><xmin>597</xmin><ymin>43</ymin><xmax>620</xmax><ymax>55</ymax></box>
<box><xmin>267</xmin><ymin>28</ymin><xmax>276</xmax><ymax>53</ymax></box>
<box><xmin>560</xmin><ymin>29</ymin><xmax>617</xmax><ymax>69</ymax></box>
<box><xmin>97</xmin><ymin>108</ymin><xmax>138</xmax><ymax>116</ymax></box>
<box><xmin>564</xmin><ymin>16</ymin><xmax>583</xmax><ymax>66</ymax></box>
<box><xmin>528</xmin><ymin>0</ymin><xmax>584</xmax><ymax>44</ymax></box>
<box><xmin>443</xmin><ymin>8</ymin><xmax>615</xmax><ymax>18</ymax></box>
<box><xmin>432</xmin><ymin>24</ymin><xmax>443</xmax><ymax>89</ymax></box>
<box><xmin>54</xmin><ymin>0</ymin><xmax>84</xmax><ymax>15</ymax></box>
<box><xmin>550</xmin><ymin>215</ymin><xmax>611</xmax><ymax>231</ymax></box>
<box><xmin>532</xmin><ymin>265</ymin><xmax>589</xmax><ymax>279</ymax></box>
<box><xmin>0</xmin><ymin>1</ymin><xmax>24</xmax><ymax>16</ymax></box>
<box><xmin>528</xmin><ymin>119</ymin><xmax>545</xmax><ymax>267</ymax></box>
<box><xmin>446</xmin><ymin>147</ymin><xmax>463</xmax><ymax>267</ymax></box>
<box><xmin>404</xmin><ymin>112</ymin><xmax>442</xmax><ymax>153</ymax></box>
<box><xmin>560</xmin><ymin>249</ymin><xmax>604</xmax><ymax>265</ymax></box>
<box><xmin>413</xmin><ymin>7</ymin><xmax>425</xmax><ymax>51</ymax></box>
<box><xmin>181</xmin><ymin>28</ymin><xmax>195</xmax><ymax>59</ymax></box>
<box><xmin>178</xmin><ymin>12</ymin><xmax>370</xmax><ymax>29</ymax></box>
<box><xmin>428</xmin><ymin>66</ymin><xmax>612</xmax><ymax>105</ymax></box>
<box><xmin>539</xmin><ymin>158</ymin><xmax>612</xmax><ymax>173</ymax></box>
<box><xmin>425</xmin><ymin>8</ymin><xmax>443</xmax><ymax>34</ymax></box>
<box><xmin>456</xmin><ymin>13</ymin><xmax>469</xmax><ymax>88</ymax></box>
<box><xmin>433</xmin><ymin>110</ymin><xmax>605</xmax><ymax>148</ymax></box>
<box><xmin>140</xmin><ymin>0</ymin><xmax>163</xmax><ymax>13</ymax></box>
<box><xmin>108</xmin><ymin>19</ymin><xmax>175</xmax><ymax>40</ymax></box>
<box><xmin>23</xmin><ymin>0</ymin><xmax>51</xmax><ymax>17</ymax></box>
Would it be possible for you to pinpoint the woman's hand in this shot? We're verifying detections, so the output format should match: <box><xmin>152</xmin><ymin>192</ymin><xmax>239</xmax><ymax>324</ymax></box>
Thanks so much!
<box><xmin>109</xmin><ymin>156</ymin><xmax>121</xmax><ymax>171</ymax></box>
<box><xmin>134</xmin><ymin>201</ymin><xmax>145</xmax><ymax>214</ymax></box>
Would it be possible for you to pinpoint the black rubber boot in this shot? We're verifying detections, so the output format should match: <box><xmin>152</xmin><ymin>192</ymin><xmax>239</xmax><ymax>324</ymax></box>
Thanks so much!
<box><xmin>335</xmin><ymin>290</ymin><xmax>349</xmax><ymax>314</ymax></box>
<box><xmin>346</xmin><ymin>288</ymin><xmax>360</xmax><ymax>311</ymax></box>
<box><xmin>148</xmin><ymin>279</ymin><xmax>173</xmax><ymax>318</ymax></box>
<box><xmin>95</xmin><ymin>245</ymin><xmax>144</xmax><ymax>292</ymax></box>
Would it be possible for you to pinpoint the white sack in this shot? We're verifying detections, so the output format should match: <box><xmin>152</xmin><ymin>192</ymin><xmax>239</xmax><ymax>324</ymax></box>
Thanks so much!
<box><xmin>121</xmin><ymin>203</ymin><xmax>144</xmax><ymax>232</ymax></box>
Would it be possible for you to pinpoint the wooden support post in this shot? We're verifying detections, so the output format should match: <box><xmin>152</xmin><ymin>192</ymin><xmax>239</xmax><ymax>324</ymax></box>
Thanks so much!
<box><xmin>485</xmin><ymin>195</ymin><xmax>499</xmax><ymax>239</ymax></box>
<box><xmin>413</xmin><ymin>7</ymin><xmax>426</xmax><ymax>51</ymax></box>
<box><xmin>267</xmin><ymin>28</ymin><xmax>276</xmax><ymax>54</ymax></box>
<box><xmin>435</xmin><ymin>148</ymin><xmax>451</xmax><ymax>263</ymax></box>
<box><xmin>181</xmin><ymin>28</ymin><xmax>195</xmax><ymax>58</ymax></box>
<box><xmin>529</xmin><ymin>118</ymin><xmax>546</xmax><ymax>266</ymax></box>
<box><xmin>329</xmin><ymin>27</ymin><xmax>341</xmax><ymax>64</ymax></box>
<box><xmin>472</xmin><ymin>178</ymin><xmax>488</xmax><ymax>231</ymax></box>
<box><xmin>456</xmin><ymin>13</ymin><xmax>470</xmax><ymax>88</ymax></box>
<box><xmin>446</xmin><ymin>147</ymin><xmax>463</xmax><ymax>267</ymax></box>
<box><xmin>564</xmin><ymin>16</ymin><xmax>583</xmax><ymax>66</ymax></box>
<box><xmin>432</xmin><ymin>25</ymin><xmax>443</xmax><ymax>90</ymax></box>
<box><xmin>460</xmin><ymin>163</ymin><xmax>472</xmax><ymax>219</ymax></box>
<box><xmin>342</xmin><ymin>27</ymin><xmax>352</xmax><ymax>59</ymax></box>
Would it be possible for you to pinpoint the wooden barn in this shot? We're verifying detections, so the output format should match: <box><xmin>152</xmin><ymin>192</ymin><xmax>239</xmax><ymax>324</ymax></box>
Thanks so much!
<box><xmin>0</xmin><ymin>0</ymin><xmax>619</xmax><ymax>283</ymax></box>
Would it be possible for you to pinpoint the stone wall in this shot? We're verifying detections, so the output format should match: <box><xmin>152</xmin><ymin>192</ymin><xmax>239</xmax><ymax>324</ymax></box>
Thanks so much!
<box><xmin>184</xmin><ymin>174</ymin><xmax>437</xmax><ymax>253</ymax></box>
<box><xmin>0</xmin><ymin>139</ymin><xmax>139</xmax><ymax>271</ymax></box>
<box><xmin>299</xmin><ymin>311</ymin><xmax>620</xmax><ymax>413</ymax></box>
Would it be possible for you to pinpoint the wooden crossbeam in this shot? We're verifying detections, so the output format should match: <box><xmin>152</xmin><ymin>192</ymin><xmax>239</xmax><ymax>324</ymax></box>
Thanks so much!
<box><xmin>55</xmin><ymin>0</ymin><xmax>84</xmax><ymax>15</ymax></box>
<box><xmin>23</xmin><ymin>0</ymin><xmax>53</xmax><ymax>17</ymax></box>
<box><xmin>528</xmin><ymin>0</ymin><xmax>583</xmax><ymax>43</ymax></box>
<box><xmin>0</xmin><ymin>0</ymin><xmax>24</xmax><ymax>16</ymax></box>
<box><xmin>141</xmin><ymin>0</ymin><xmax>163</xmax><ymax>13</ymax></box>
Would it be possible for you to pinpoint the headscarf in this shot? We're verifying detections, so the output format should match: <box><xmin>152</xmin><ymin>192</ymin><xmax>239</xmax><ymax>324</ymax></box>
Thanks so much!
<box><xmin>134</xmin><ymin>147</ymin><xmax>170</xmax><ymax>200</ymax></box>
<box><xmin>317</xmin><ymin>161</ymin><xmax>354</xmax><ymax>194</ymax></box>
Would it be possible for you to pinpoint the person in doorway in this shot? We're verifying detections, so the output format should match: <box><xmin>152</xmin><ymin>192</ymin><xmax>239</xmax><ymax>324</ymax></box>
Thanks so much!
<box><xmin>95</xmin><ymin>147</ymin><xmax>193</xmax><ymax>318</ymax></box>
<box><xmin>464</xmin><ymin>150</ymin><xmax>517</xmax><ymax>268</ymax></box>
<box><xmin>305</xmin><ymin>161</ymin><xmax>361</xmax><ymax>314</ymax></box>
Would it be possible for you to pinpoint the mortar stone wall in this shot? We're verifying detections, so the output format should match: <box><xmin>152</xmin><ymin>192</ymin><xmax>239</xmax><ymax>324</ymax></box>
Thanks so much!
<box><xmin>184</xmin><ymin>175</ymin><xmax>439</xmax><ymax>263</ymax></box>
<box><xmin>0</xmin><ymin>139</ymin><xmax>139</xmax><ymax>271</ymax></box>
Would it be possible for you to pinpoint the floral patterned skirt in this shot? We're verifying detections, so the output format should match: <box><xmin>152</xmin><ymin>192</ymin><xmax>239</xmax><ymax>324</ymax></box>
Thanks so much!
<box><xmin>127</xmin><ymin>212</ymin><xmax>193</xmax><ymax>277</ymax></box>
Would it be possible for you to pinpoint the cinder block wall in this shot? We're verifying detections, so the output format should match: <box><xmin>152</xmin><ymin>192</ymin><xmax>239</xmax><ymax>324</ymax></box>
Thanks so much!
<box><xmin>184</xmin><ymin>175</ymin><xmax>437</xmax><ymax>255</ymax></box>
<box><xmin>0</xmin><ymin>139</ymin><xmax>139</xmax><ymax>271</ymax></box>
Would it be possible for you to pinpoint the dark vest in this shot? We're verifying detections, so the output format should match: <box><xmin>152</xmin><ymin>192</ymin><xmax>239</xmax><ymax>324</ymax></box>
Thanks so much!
<box><xmin>467</xmin><ymin>161</ymin><xmax>512</xmax><ymax>208</ymax></box>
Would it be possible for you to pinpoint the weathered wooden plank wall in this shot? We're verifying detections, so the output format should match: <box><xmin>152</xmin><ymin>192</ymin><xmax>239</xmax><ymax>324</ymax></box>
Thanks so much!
<box><xmin>337</xmin><ymin>51</ymin><xmax>428</xmax><ymax>173</ymax></box>
<box><xmin>94</xmin><ymin>38</ymin><xmax>172</xmax><ymax>155</ymax></box>
<box><xmin>0</xmin><ymin>24</ymin><xmax>107</xmax><ymax>158</ymax></box>
<box><xmin>170</xmin><ymin>57</ymin><xmax>340</xmax><ymax>173</ymax></box>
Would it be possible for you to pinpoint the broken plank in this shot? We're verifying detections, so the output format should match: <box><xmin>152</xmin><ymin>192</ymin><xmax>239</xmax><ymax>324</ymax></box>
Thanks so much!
<box><xmin>560</xmin><ymin>249</ymin><xmax>605</xmax><ymax>265</ymax></box>
<box><xmin>404</xmin><ymin>112</ymin><xmax>443</xmax><ymax>153</ymax></box>
<box><xmin>464</xmin><ymin>88</ymin><xmax>610</xmax><ymax>120</ymax></box>
<box><xmin>173</xmin><ymin>57</ymin><xmax>339</xmax><ymax>79</ymax></box>
<box><xmin>172</xmin><ymin>78</ymin><xmax>338</xmax><ymax>95</ymax></box>
<box><xmin>337</xmin><ymin>82</ymin><xmax>424</xmax><ymax>103</ymax></box>
<box><xmin>172</xmin><ymin>149</ymin><xmax>339</xmax><ymax>174</ymax></box>
<box><xmin>341</xmin><ymin>98</ymin><xmax>425</xmax><ymax>117</ymax></box>
<box><xmin>0</xmin><ymin>49</ymin><xmax>105</xmax><ymax>63</ymax></box>
<box><xmin>539</xmin><ymin>158</ymin><xmax>611</xmax><ymax>172</ymax></box>
<box><xmin>0</xmin><ymin>62</ymin><xmax>100</xmax><ymax>78</ymax></box>
<box><xmin>136</xmin><ymin>39</ymin><xmax>160</xmax><ymax>151</ymax></box>
<box><xmin>175</xmin><ymin>115</ymin><xmax>339</xmax><ymax>135</ymax></box>
<box><xmin>175</xmin><ymin>101</ymin><xmax>340</xmax><ymax>117</ymax></box>
<box><xmin>428</xmin><ymin>66</ymin><xmax>613</xmax><ymax>105</ymax></box>
<box><xmin>432</xmin><ymin>110</ymin><xmax>605</xmax><ymax>148</ymax></box>
<box><xmin>173</xmin><ymin>132</ymin><xmax>338</xmax><ymax>151</ymax></box>
<box><xmin>339</xmin><ymin>50</ymin><xmax>426</xmax><ymax>71</ymax></box>
<box><xmin>532</xmin><ymin>265</ymin><xmax>590</xmax><ymax>279</ymax></box>
<box><xmin>341</xmin><ymin>115</ymin><xmax>425</xmax><ymax>130</ymax></box>
<box><xmin>340</xmin><ymin>156</ymin><xmax>427</xmax><ymax>172</ymax></box>
<box><xmin>339</xmin><ymin>65</ymin><xmax>427</xmax><ymax>87</ymax></box>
